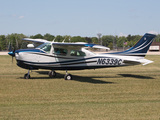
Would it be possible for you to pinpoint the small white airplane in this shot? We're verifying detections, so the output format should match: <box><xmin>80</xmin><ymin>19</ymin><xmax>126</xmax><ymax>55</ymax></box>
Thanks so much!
<box><xmin>8</xmin><ymin>33</ymin><xmax>156</xmax><ymax>80</ymax></box>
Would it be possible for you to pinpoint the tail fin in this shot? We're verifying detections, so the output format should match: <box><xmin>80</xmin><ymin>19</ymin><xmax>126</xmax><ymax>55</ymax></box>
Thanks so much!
<box><xmin>110</xmin><ymin>33</ymin><xmax>156</xmax><ymax>57</ymax></box>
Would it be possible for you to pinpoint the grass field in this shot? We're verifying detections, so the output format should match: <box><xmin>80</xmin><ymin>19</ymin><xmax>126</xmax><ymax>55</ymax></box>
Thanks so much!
<box><xmin>0</xmin><ymin>55</ymin><xmax>160</xmax><ymax>120</ymax></box>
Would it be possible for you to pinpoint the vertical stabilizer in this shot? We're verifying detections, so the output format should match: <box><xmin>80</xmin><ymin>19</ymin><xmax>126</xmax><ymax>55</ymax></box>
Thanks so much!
<box><xmin>109</xmin><ymin>33</ymin><xmax>156</xmax><ymax>57</ymax></box>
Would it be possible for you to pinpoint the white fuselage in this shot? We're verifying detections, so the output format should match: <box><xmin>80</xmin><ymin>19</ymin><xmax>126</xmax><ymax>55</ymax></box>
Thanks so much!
<box><xmin>15</xmin><ymin>45</ymin><xmax>143</xmax><ymax>70</ymax></box>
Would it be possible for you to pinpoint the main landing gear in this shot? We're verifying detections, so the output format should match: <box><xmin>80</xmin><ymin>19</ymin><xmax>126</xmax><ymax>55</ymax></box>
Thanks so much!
<box><xmin>64</xmin><ymin>70</ymin><xmax>72</xmax><ymax>80</ymax></box>
<box><xmin>24</xmin><ymin>70</ymin><xmax>73</xmax><ymax>80</ymax></box>
<box><xmin>48</xmin><ymin>70</ymin><xmax>72</xmax><ymax>80</ymax></box>
<box><xmin>48</xmin><ymin>70</ymin><xmax>56</xmax><ymax>77</ymax></box>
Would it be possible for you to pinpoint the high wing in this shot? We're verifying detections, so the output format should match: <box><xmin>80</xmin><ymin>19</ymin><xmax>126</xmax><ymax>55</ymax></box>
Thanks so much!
<box><xmin>22</xmin><ymin>38</ymin><xmax>50</xmax><ymax>48</ymax></box>
<box><xmin>52</xmin><ymin>42</ymin><xmax>110</xmax><ymax>50</ymax></box>
<box><xmin>22</xmin><ymin>38</ymin><xmax>110</xmax><ymax>50</ymax></box>
<box><xmin>22</xmin><ymin>38</ymin><xmax>49</xmax><ymax>43</ymax></box>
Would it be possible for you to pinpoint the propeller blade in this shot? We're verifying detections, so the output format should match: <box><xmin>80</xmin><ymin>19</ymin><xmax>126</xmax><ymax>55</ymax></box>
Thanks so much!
<box><xmin>16</xmin><ymin>39</ymin><xmax>19</xmax><ymax>49</ymax></box>
<box><xmin>8</xmin><ymin>51</ymin><xmax>15</xmax><ymax>63</ymax></box>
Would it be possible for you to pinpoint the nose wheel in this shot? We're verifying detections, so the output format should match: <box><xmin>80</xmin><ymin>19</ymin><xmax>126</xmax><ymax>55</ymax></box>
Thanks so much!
<box><xmin>24</xmin><ymin>74</ymin><xmax>30</xmax><ymax>79</ymax></box>
<box><xmin>24</xmin><ymin>70</ymin><xmax>31</xmax><ymax>79</ymax></box>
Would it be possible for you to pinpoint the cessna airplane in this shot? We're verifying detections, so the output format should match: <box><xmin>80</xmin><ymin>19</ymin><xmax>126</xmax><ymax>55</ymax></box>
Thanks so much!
<box><xmin>8</xmin><ymin>33</ymin><xmax>156</xmax><ymax>80</ymax></box>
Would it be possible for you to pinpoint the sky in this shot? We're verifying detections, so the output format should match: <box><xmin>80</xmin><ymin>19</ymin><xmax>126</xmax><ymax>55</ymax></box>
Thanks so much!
<box><xmin>1</xmin><ymin>0</ymin><xmax>160</xmax><ymax>37</ymax></box>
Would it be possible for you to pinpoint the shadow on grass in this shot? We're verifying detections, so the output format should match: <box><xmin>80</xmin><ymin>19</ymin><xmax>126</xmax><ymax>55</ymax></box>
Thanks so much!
<box><xmin>19</xmin><ymin>71</ymin><xmax>154</xmax><ymax>84</ymax></box>
<box><xmin>118</xmin><ymin>74</ymin><xmax>154</xmax><ymax>79</ymax></box>
<box><xmin>33</xmin><ymin>71</ymin><xmax>115</xmax><ymax>84</ymax></box>
<box><xmin>71</xmin><ymin>75</ymin><xmax>115</xmax><ymax>84</ymax></box>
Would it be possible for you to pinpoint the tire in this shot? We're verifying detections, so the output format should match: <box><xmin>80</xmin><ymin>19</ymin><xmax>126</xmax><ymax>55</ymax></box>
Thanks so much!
<box><xmin>64</xmin><ymin>74</ymin><xmax>72</xmax><ymax>80</ymax></box>
<box><xmin>24</xmin><ymin>74</ymin><xmax>30</xmax><ymax>79</ymax></box>
<box><xmin>49</xmin><ymin>71</ymin><xmax>56</xmax><ymax>77</ymax></box>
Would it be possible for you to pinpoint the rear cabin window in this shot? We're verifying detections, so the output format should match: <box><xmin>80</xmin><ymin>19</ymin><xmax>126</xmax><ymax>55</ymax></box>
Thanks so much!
<box><xmin>54</xmin><ymin>48</ymin><xmax>67</xmax><ymax>56</ymax></box>
<box><xmin>70</xmin><ymin>50</ymin><xmax>86</xmax><ymax>57</ymax></box>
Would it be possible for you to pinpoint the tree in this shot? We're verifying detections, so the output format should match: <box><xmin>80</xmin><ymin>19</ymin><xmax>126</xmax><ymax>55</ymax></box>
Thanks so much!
<box><xmin>0</xmin><ymin>35</ymin><xmax>6</xmax><ymax>50</ymax></box>
<box><xmin>6</xmin><ymin>33</ymin><xmax>26</xmax><ymax>50</ymax></box>
<box><xmin>30</xmin><ymin>34</ymin><xmax>43</xmax><ymax>39</ymax></box>
<box><xmin>64</xmin><ymin>35</ymin><xmax>71</xmax><ymax>42</ymax></box>
<box><xmin>55</xmin><ymin>35</ymin><xmax>63</xmax><ymax>42</ymax></box>
<box><xmin>85</xmin><ymin>37</ymin><xmax>92</xmax><ymax>43</ymax></box>
<box><xmin>117</xmin><ymin>36</ymin><xmax>127</xmax><ymax>47</ymax></box>
<box><xmin>91</xmin><ymin>37</ymin><xmax>98</xmax><ymax>44</ymax></box>
<box><xmin>154</xmin><ymin>34</ymin><xmax>160</xmax><ymax>42</ymax></box>
<box><xmin>126</xmin><ymin>35</ymin><xmax>142</xmax><ymax>47</ymax></box>
<box><xmin>127</xmin><ymin>34</ymin><xmax>132</xmax><ymax>41</ymax></box>
<box><xmin>71</xmin><ymin>36</ymin><xmax>86</xmax><ymax>42</ymax></box>
<box><xmin>108</xmin><ymin>42</ymin><xmax>113</xmax><ymax>50</ymax></box>
<box><xmin>101</xmin><ymin>35</ymin><xmax>115</xmax><ymax>47</ymax></box>
<box><xmin>44</xmin><ymin>33</ymin><xmax>55</xmax><ymax>41</ymax></box>
<box><xmin>20</xmin><ymin>41</ymin><xmax>28</xmax><ymax>49</ymax></box>
<box><xmin>0</xmin><ymin>33</ymin><xmax>147</xmax><ymax>51</ymax></box>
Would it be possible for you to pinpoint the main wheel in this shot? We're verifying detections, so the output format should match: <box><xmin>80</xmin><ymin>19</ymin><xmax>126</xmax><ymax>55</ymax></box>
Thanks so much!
<box><xmin>48</xmin><ymin>70</ymin><xmax>56</xmax><ymax>77</ymax></box>
<box><xmin>24</xmin><ymin>73</ymin><xmax>30</xmax><ymax>79</ymax></box>
<box><xmin>64</xmin><ymin>74</ymin><xmax>72</xmax><ymax>80</ymax></box>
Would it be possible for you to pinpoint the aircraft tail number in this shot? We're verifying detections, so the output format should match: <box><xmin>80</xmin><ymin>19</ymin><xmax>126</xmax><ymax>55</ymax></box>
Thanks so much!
<box><xmin>97</xmin><ymin>58</ymin><xmax>122</xmax><ymax>65</ymax></box>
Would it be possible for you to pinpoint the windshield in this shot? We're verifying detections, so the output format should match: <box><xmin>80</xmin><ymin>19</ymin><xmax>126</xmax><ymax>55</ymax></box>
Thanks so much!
<box><xmin>36</xmin><ymin>43</ymin><xmax>51</xmax><ymax>53</ymax></box>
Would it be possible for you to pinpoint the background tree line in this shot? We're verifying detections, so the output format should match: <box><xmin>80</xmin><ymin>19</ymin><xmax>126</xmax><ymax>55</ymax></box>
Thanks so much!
<box><xmin>0</xmin><ymin>33</ymin><xmax>160</xmax><ymax>51</ymax></box>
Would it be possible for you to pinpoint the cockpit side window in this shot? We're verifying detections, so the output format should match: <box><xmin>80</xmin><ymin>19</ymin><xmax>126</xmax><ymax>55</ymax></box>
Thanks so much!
<box><xmin>38</xmin><ymin>43</ymin><xmax>51</xmax><ymax>53</ymax></box>
<box><xmin>53</xmin><ymin>48</ymin><xmax>67</xmax><ymax>56</ymax></box>
<box><xmin>70</xmin><ymin>50</ymin><xmax>86</xmax><ymax>57</ymax></box>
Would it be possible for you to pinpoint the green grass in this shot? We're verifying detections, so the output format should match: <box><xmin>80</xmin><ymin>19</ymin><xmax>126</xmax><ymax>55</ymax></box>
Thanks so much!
<box><xmin>0</xmin><ymin>55</ymin><xmax>160</xmax><ymax>120</ymax></box>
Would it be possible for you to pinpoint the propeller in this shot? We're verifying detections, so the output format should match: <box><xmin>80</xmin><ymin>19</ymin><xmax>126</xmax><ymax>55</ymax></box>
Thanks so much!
<box><xmin>8</xmin><ymin>50</ymin><xmax>15</xmax><ymax>63</ymax></box>
<box><xmin>8</xmin><ymin>39</ymin><xmax>19</xmax><ymax>63</ymax></box>
<box><xmin>8</xmin><ymin>42</ymin><xmax>12</xmax><ymax>52</ymax></box>
<box><xmin>16</xmin><ymin>39</ymin><xmax>19</xmax><ymax>49</ymax></box>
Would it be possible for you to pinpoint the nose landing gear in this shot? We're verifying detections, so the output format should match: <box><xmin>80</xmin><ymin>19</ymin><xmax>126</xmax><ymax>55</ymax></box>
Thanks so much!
<box><xmin>24</xmin><ymin>70</ymin><xmax>31</xmax><ymax>79</ymax></box>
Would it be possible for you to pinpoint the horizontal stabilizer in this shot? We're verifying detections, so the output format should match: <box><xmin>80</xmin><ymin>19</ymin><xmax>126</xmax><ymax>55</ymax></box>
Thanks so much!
<box><xmin>141</xmin><ymin>59</ymin><xmax>154</xmax><ymax>66</ymax></box>
<box><xmin>124</xmin><ymin>58</ymin><xmax>153</xmax><ymax>66</ymax></box>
